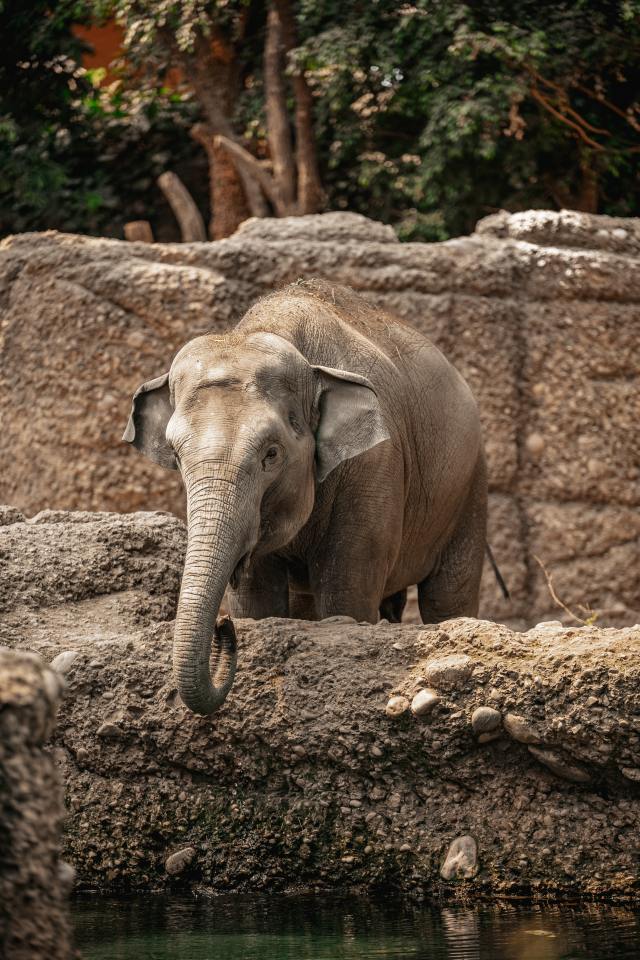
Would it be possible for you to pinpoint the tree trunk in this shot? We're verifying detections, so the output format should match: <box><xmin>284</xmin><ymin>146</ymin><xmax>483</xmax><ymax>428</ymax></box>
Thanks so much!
<box><xmin>273</xmin><ymin>0</ymin><xmax>325</xmax><ymax>214</ymax></box>
<box><xmin>264</xmin><ymin>5</ymin><xmax>296</xmax><ymax>213</ymax></box>
<box><xmin>191</xmin><ymin>124</ymin><xmax>252</xmax><ymax>239</ymax></box>
<box><xmin>187</xmin><ymin>33</ymin><xmax>266</xmax><ymax>237</ymax></box>
<box><xmin>576</xmin><ymin>150</ymin><xmax>599</xmax><ymax>213</ymax></box>
<box><xmin>157</xmin><ymin>172</ymin><xmax>207</xmax><ymax>241</ymax></box>
<box><xmin>123</xmin><ymin>220</ymin><xmax>154</xmax><ymax>243</ymax></box>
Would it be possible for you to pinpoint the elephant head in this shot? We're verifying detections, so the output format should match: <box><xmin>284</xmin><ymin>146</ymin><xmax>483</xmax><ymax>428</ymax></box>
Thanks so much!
<box><xmin>124</xmin><ymin>331</ymin><xmax>389</xmax><ymax>715</ymax></box>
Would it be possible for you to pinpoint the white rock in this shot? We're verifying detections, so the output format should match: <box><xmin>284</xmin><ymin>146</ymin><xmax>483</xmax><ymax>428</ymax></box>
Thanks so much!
<box><xmin>165</xmin><ymin>846</ymin><xmax>196</xmax><ymax>876</ymax></box>
<box><xmin>503</xmin><ymin>713</ymin><xmax>542</xmax><ymax>744</ymax></box>
<box><xmin>385</xmin><ymin>695</ymin><xmax>410</xmax><ymax>718</ymax></box>
<box><xmin>528</xmin><ymin>746</ymin><xmax>591</xmax><ymax>783</ymax></box>
<box><xmin>50</xmin><ymin>650</ymin><xmax>79</xmax><ymax>675</ymax></box>
<box><xmin>471</xmin><ymin>706</ymin><xmax>502</xmax><ymax>735</ymax></box>
<box><xmin>424</xmin><ymin>654</ymin><xmax>475</xmax><ymax>690</ymax></box>
<box><xmin>440</xmin><ymin>835</ymin><xmax>478</xmax><ymax>881</ymax></box>
<box><xmin>410</xmin><ymin>688</ymin><xmax>439</xmax><ymax>717</ymax></box>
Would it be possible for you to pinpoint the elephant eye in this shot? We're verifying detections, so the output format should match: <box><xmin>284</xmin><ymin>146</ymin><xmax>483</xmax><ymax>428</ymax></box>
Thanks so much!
<box><xmin>262</xmin><ymin>445</ymin><xmax>280</xmax><ymax>470</ymax></box>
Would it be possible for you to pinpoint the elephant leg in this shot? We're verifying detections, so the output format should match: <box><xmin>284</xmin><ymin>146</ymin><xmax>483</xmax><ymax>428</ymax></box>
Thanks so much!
<box><xmin>418</xmin><ymin>461</ymin><xmax>487</xmax><ymax>624</ymax></box>
<box><xmin>309</xmin><ymin>530</ymin><xmax>390</xmax><ymax>624</ymax></box>
<box><xmin>289</xmin><ymin>588</ymin><xmax>317</xmax><ymax>620</ymax></box>
<box><xmin>226</xmin><ymin>554</ymin><xmax>289</xmax><ymax>618</ymax></box>
<box><xmin>380</xmin><ymin>589</ymin><xmax>407</xmax><ymax>623</ymax></box>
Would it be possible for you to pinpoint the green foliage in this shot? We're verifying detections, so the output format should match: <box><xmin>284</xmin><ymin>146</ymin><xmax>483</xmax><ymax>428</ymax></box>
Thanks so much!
<box><xmin>1</xmin><ymin>0</ymin><xmax>639</xmax><ymax>240</ymax></box>
<box><xmin>0</xmin><ymin>0</ymin><xmax>202</xmax><ymax>236</ymax></box>
<box><xmin>296</xmin><ymin>0</ymin><xmax>640</xmax><ymax>239</ymax></box>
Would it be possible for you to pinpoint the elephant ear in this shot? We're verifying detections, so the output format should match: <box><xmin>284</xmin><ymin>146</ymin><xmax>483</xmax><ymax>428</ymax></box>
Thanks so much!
<box><xmin>313</xmin><ymin>365</ymin><xmax>390</xmax><ymax>482</ymax></box>
<box><xmin>122</xmin><ymin>373</ymin><xmax>177</xmax><ymax>470</ymax></box>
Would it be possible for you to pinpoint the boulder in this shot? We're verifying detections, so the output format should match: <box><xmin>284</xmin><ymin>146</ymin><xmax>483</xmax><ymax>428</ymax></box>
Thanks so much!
<box><xmin>0</xmin><ymin>648</ymin><xmax>76</xmax><ymax>958</ymax></box>
<box><xmin>1</xmin><ymin>209</ymin><xmax>638</xmax><ymax>627</ymax></box>
<box><xmin>2</xmin><ymin>509</ymin><xmax>640</xmax><ymax>900</ymax></box>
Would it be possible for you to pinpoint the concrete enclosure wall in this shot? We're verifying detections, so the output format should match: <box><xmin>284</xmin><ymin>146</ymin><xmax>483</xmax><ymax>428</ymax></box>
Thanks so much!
<box><xmin>0</xmin><ymin>210</ymin><xmax>638</xmax><ymax>627</ymax></box>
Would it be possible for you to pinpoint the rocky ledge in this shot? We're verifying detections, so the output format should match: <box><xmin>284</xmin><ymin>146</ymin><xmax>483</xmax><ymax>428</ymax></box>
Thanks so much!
<box><xmin>1</xmin><ymin>508</ymin><xmax>639</xmax><ymax>900</ymax></box>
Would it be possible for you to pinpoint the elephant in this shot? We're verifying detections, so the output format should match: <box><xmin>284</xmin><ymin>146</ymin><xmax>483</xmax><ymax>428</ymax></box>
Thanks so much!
<box><xmin>124</xmin><ymin>279</ymin><xmax>489</xmax><ymax>716</ymax></box>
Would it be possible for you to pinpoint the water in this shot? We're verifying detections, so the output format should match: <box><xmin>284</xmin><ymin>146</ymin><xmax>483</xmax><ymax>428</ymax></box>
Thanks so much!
<box><xmin>72</xmin><ymin>894</ymin><xmax>640</xmax><ymax>960</ymax></box>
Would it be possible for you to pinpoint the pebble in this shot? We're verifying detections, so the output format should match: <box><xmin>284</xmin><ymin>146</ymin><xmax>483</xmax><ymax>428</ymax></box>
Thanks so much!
<box><xmin>410</xmin><ymin>688</ymin><xmax>439</xmax><ymax>717</ymax></box>
<box><xmin>75</xmin><ymin>747</ymin><xmax>89</xmax><ymax>763</ymax></box>
<box><xmin>478</xmin><ymin>730</ymin><xmax>502</xmax><ymax>744</ymax></box>
<box><xmin>165</xmin><ymin>846</ymin><xmax>196</xmax><ymax>876</ymax></box>
<box><xmin>50</xmin><ymin>650</ymin><xmax>79</xmax><ymax>676</ymax></box>
<box><xmin>619</xmin><ymin>767</ymin><xmax>640</xmax><ymax>782</ymax></box>
<box><xmin>42</xmin><ymin>669</ymin><xmax>63</xmax><ymax>703</ymax></box>
<box><xmin>440</xmin><ymin>835</ymin><xmax>478</xmax><ymax>881</ymax></box>
<box><xmin>525</xmin><ymin>432</ymin><xmax>545</xmax><ymax>456</ymax></box>
<box><xmin>528</xmin><ymin>746</ymin><xmax>591</xmax><ymax>783</ymax></box>
<box><xmin>471</xmin><ymin>706</ymin><xmax>501</xmax><ymax>735</ymax></box>
<box><xmin>385</xmin><ymin>695</ymin><xmax>410</xmax><ymax>718</ymax></box>
<box><xmin>503</xmin><ymin>713</ymin><xmax>542</xmax><ymax>744</ymax></box>
<box><xmin>424</xmin><ymin>654</ymin><xmax>475</xmax><ymax>690</ymax></box>
<box><xmin>58</xmin><ymin>860</ymin><xmax>76</xmax><ymax>890</ymax></box>
<box><xmin>96</xmin><ymin>722</ymin><xmax>123</xmax><ymax>740</ymax></box>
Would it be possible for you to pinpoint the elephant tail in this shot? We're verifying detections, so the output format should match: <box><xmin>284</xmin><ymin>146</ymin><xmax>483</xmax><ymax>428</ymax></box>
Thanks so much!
<box><xmin>485</xmin><ymin>542</ymin><xmax>510</xmax><ymax>601</ymax></box>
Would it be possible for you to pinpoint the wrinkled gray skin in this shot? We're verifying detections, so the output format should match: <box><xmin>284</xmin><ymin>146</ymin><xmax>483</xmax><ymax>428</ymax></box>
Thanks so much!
<box><xmin>124</xmin><ymin>281</ymin><xmax>486</xmax><ymax>715</ymax></box>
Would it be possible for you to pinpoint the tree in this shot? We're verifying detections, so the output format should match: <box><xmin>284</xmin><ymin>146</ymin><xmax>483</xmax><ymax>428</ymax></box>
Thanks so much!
<box><xmin>294</xmin><ymin>0</ymin><xmax>640</xmax><ymax>238</ymax></box>
<box><xmin>108</xmin><ymin>0</ymin><xmax>325</xmax><ymax>238</ymax></box>
<box><xmin>0</xmin><ymin>0</ymin><xmax>203</xmax><ymax>238</ymax></box>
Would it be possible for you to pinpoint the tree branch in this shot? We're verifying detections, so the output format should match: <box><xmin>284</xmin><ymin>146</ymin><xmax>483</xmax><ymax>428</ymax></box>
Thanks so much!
<box><xmin>530</xmin><ymin>86</ymin><xmax>606</xmax><ymax>151</ymax></box>
<box><xmin>214</xmin><ymin>134</ymin><xmax>286</xmax><ymax>215</ymax></box>
<box><xmin>264</xmin><ymin>4</ymin><xmax>296</xmax><ymax>212</ymax></box>
<box><xmin>273</xmin><ymin>0</ymin><xmax>325</xmax><ymax>214</ymax></box>
<box><xmin>158</xmin><ymin>171</ymin><xmax>207</xmax><ymax>242</ymax></box>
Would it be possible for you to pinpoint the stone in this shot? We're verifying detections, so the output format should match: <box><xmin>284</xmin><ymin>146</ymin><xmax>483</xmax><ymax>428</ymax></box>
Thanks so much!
<box><xmin>2</xmin><ymin>510</ymin><xmax>640</xmax><ymax>900</ymax></box>
<box><xmin>478</xmin><ymin>730</ymin><xmax>503</xmax><ymax>744</ymax></box>
<box><xmin>410</xmin><ymin>688</ymin><xmax>439</xmax><ymax>717</ymax></box>
<box><xmin>528</xmin><ymin>746</ymin><xmax>591</xmax><ymax>783</ymax></box>
<box><xmin>96</xmin><ymin>722</ymin><xmax>123</xmax><ymax>740</ymax></box>
<box><xmin>620</xmin><ymin>766</ymin><xmax>640</xmax><ymax>782</ymax></box>
<box><xmin>0</xmin><ymin>648</ymin><xmax>75</xmax><ymax>957</ymax></box>
<box><xmin>503</xmin><ymin>713</ymin><xmax>542</xmax><ymax>744</ymax></box>
<box><xmin>0</xmin><ymin>505</ymin><xmax>25</xmax><ymax>525</ymax></box>
<box><xmin>50</xmin><ymin>650</ymin><xmax>80</xmax><ymax>676</ymax></box>
<box><xmin>385</xmin><ymin>695</ymin><xmax>410</xmax><ymax>718</ymax></box>
<box><xmin>471</xmin><ymin>706</ymin><xmax>502</xmax><ymax>735</ymax></box>
<box><xmin>440</xmin><ymin>835</ymin><xmax>479</xmax><ymax>881</ymax></box>
<box><xmin>165</xmin><ymin>846</ymin><xmax>196</xmax><ymax>876</ymax></box>
<box><xmin>525</xmin><ymin>432</ymin><xmax>545</xmax><ymax>456</ymax></box>
<box><xmin>424</xmin><ymin>654</ymin><xmax>475</xmax><ymax>690</ymax></box>
<box><xmin>58</xmin><ymin>860</ymin><xmax>77</xmax><ymax>891</ymax></box>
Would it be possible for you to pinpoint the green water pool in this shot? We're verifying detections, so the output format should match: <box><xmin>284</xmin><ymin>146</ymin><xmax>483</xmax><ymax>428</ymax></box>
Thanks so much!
<box><xmin>72</xmin><ymin>894</ymin><xmax>640</xmax><ymax>959</ymax></box>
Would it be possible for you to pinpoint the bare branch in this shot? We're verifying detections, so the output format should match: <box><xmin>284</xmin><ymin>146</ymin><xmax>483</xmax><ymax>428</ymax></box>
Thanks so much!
<box><xmin>533</xmin><ymin>554</ymin><xmax>599</xmax><ymax>626</ymax></box>
<box><xmin>157</xmin><ymin>172</ymin><xmax>207</xmax><ymax>242</ymax></box>
<box><xmin>124</xmin><ymin>220</ymin><xmax>154</xmax><ymax>243</ymax></box>
<box><xmin>530</xmin><ymin>86</ymin><xmax>606</xmax><ymax>151</ymax></box>
<box><xmin>214</xmin><ymin>134</ymin><xmax>287</xmax><ymax>215</ymax></box>
<box><xmin>192</xmin><ymin>123</ymin><xmax>268</xmax><ymax>222</ymax></box>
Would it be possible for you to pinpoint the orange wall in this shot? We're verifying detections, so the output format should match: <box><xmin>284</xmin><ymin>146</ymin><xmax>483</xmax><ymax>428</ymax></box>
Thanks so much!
<box><xmin>73</xmin><ymin>22</ymin><xmax>124</xmax><ymax>74</ymax></box>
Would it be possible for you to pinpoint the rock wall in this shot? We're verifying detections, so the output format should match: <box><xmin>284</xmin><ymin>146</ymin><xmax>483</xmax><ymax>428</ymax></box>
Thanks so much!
<box><xmin>1</xmin><ymin>210</ymin><xmax>639</xmax><ymax>627</ymax></box>
<box><xmin>1</xmin><ymin>509</ymin><xmax>639</xmax><ymax>900</ymax></box>
<box><xmin>0</xmin><ymin>647</ymin><xmax>76</xmax><ymax>959</ymax></box>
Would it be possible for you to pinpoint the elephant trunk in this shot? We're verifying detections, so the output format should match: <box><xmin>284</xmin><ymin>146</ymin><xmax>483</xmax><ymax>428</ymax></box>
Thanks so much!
<box><xmin>173</xmin><ymin>464</ymin><xmax>252</xmax><ymax>716</ymax></box>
